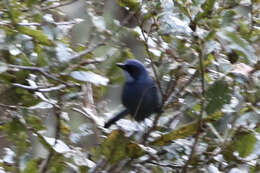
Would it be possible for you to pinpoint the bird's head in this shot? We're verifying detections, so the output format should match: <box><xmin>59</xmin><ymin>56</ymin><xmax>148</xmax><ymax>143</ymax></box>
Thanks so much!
<box><xmin>117</xmin><ymin>59</ymin><xmax>148</xmax><ymax>82</ymax></box>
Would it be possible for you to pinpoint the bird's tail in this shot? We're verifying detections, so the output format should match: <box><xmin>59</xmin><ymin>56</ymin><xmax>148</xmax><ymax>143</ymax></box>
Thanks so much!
<box><xmin>104</xmin><ymin>109</ymin><xmax>129</xmax><ymax>128</ymax></box>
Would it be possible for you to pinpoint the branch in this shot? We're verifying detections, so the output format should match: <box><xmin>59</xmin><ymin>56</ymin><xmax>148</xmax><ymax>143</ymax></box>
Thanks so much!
<box><xmin>146</xmin><ymin>161</ymin><xmax>182</xmax><ymax>170</ymax></box>
<box><xmin>41</xmin><ymin>0</ymin><xmax>78</xmax><ymax>11</ymax></box>
<box><xmin>71</xmin><ymin>107</ymin><xmax>103</xmax><ymax>128</ymax></box>
<box><xmin>0</xmin><ymin>103</ymin><xmax>28</xmax><ymax>110</ymax></box>
<box><xmin>137</xmin><ymin>19</ymin><xmax>163</xmax><ymax>97</ymax></box>
<box><xmin>164</xmin><ymin>71</ymin><xmax>199</xmax><ymax>107</ymax></box>
<box><xmin>12</xmin><ymin>81</ymin><xmax>61</xmax><ymax>110</ymax></box>
<box><xmin>0</xmin><ymin>20</ymin><xmax>82</xmax><ymax>26</ymax></box>
<box><xmin>64</xmin><ymin>58</ymin><xmax>105</xmax><ymax>74</ymax></box>
<box><xmin>8</xmin><ymin>42</ymin><xmax>105</xmax><ymax>84</ymax></box>
<box><xmin>141</xmin><ymin>112</ymin><xmax>161</xmax><ymax>144</ymax></box>
<box><xmin>88</xmin><ymin>157</ymin><xmax>106</xmax><ymax>173</ymax></box>
<box><xmin>12</xmin><ymin>83</ymin><xmax>78</xmax><ymax>92</ymax></box>
<box><xmin>39</xmin><ymin>95</ymin><xmax>62</xmax><ymax>173</ymax></box>
<box><xmin>70</xmin><ymin>42</ymin><xmax>105</xmax><ymax>61</ymax></box>
<box><xmin>8</xmin><ymin>64</ymin><xmax>65</xmax><ymax>84</ymax></box>
<box><xmin>182</xmin><ymin>44</ymin><xmax>205</xmax><ymax>173</ymax></box>
<box><xmin>132</xmin><ymin>15</ymin><xmax>165</xmax><ymax>143</ymax></box>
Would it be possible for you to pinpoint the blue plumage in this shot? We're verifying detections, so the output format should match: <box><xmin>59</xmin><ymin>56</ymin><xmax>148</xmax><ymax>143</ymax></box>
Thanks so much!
<box><xmin>104</xmin><ymin>59</ymin><xmax>162</xmax><ymax>128</ymax></box>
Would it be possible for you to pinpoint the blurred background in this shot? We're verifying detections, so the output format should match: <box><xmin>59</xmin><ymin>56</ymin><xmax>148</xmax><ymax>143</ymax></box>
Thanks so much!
<box><xmin>0</xmin><ymin>0</ymin><xmax>259</xmax><ymax>172</ymax></box>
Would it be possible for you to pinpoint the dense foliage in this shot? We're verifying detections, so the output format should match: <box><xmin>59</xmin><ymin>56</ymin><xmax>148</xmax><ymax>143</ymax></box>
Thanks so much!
<box><xmin>0</xmin><ymin>0</ymin><xmax>259</xmax><ymax>172</ymax></box>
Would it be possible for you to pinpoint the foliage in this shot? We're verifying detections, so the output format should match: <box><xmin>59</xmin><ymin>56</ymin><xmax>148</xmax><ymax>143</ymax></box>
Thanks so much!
<box><xmin>0</xmin><ymin>0</ymin><xmax>259</xmax><ymax>173</ymax></box>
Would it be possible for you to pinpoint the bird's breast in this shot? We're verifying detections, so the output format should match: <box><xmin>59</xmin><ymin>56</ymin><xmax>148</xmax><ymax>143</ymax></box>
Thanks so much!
<box><xmin>122</xmin><ymin>82</ymin><xmax>145</xmax><ymax>106</ymax></box>
<box><xmin>121</xmin><ymin>79</ymin><xmax>159</xmax><ymax>121</ymax></box>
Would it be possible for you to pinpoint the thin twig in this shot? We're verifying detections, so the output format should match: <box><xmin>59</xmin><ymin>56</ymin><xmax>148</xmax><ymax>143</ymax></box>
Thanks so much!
<box><xmin>12</xmin><ymin>83</ymin><xmax>78</xmax><ymax>92</ymax></box>
<box><xmin>164</xmin><ymin>71</ymin><xmax>199</xmax><ymax>107</ymax></box>
<box><xmin>0</xmin><ymin>103</ymin><xmax>28</xmax><ymax>110</ymax></box>
<box><xmin>0</xmin><ymin>20</ymin><xmax>81</xmax><ymax>26</ymax></box>
<box><xmin>8</xmin><ymin>43</ymin><xmax>105</xmax><ymax>84</ymax></box>
<box><xmin>41</xmin><ymin>0</ymin><xmax>78</xmax><ymax>11</ymax></box>
<box><xmin>71</xmin><ymin>107</ymin><xmax>103</xmax><ymax>132</ymax></box>
<box><xmin>137</xmin><ymin>19</ymin><xmax>163</xmax><ymax>97</ymax></box>
<box><xmin>146</xmin><ymin>161</ymin><xmax>183</xmax><ymax>170</ymax></box>
<box><xmin>109</xmin><ymin>159</ymin><xmax>133</xmax><ymax>173</ymax></box>
<box><xmin>8</xmin><ymin>64</ymin><xmax>65</xmax><ymax>84</ymax></box>
<box><xmin>182</xmin><ymin>44</ymin><xmax>205</xmax><ymax>173</ymax></box>
<box><xmin>88</xmin><ymin>157</ymin><xmax>106</xmax><ymax>173</ymax></box>
<box><xmin>70</xmin><ymin>42</ymin><xmax>105</xmax><ymax>61</ymax></box>
<box><xmin>164</xmin><ymin>74</ymin><xmax>177</xmax><ymax>102</ymax></box>
<box><xmin>132</xmin><ymin>14</ymin><xmax>164</xmax><ymax>142</ymax></box>
<box><xmin>141</xmin><ymin>112</ymin><xmax>161</xmax><ymax>144</ymax></box>
<box><xmin>39</xmin><ymin>94</ymin><xmax>62</xmax><ymax>173</ymax></box>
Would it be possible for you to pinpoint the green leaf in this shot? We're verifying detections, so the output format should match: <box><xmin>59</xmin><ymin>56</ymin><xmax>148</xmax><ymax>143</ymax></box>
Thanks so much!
<box><xmin>117</xmin><ymin>0</ymin><xmax>140</xmax><ymax>10</ymax></box>
<box><xmin>121</xmin><ymin>48</ymin><xmax>135</xmax><ymax>59</ymax></box>
<box><xmin>223</xmin><ymin>130</ymin><xmax>257</xmax><ymax>161</ymax></box>
<box><xmin>49</xmin><ymin>154</ymin><xmax>65</xmax><ymax>173</ymax></box>
<box><xmin>34</xmin><ymin>132</ymin><xmax>53</xmax><ymax>152</ymax></box>
<box><xmin>201</xmin><ymin>0</ymin><xmax>215</xmax><ymax>10</ymax></box>
<box><xmin>15</xmin><ymin>88</ymin><xmax>40</xmax><ymax>106</ymax></box>
<box><xmin>7</xmin><ymin>1</ymin><xmax>22</xmax><ymax>24</ymax></box>
<box><xmin>217</xmin><ymin>30</ymin><xmax>257</xmax><ymax>64</ymax></box>
<box><xmin>22</xmin><ymin>159</ymin><xmax>40</xmax><ymax>173</ymax></box>
<box><xmin>142</xmin><ymin>12</ymin><xmax>152</xmax><ymax>23</ymax></box>
<box><xmin>26</xmin><ymin>0</ymin><xmax>39</xmax><ymax>7</ymax></box>
<box><xmin>234</xmin><ymin>132</ymin><xmax>256</xmax><ymax>157</ymax></box>
<box><xmin>25</xmin><ymin>115</ymin><xmax>45</xmax><ymax>131</ymax></box>
<box><xmin>221</xmin><ymin>10</ymin><xmax>236</xmax><ymax>27</ymax></box>
<box><xmin>93</xmin><ymin>130</ymin><xmax>145</xmax><ymax>164</ymax></box>
<box><xmin>4</xmin><ymin>118</ymin><xmax>26</xmax><ymax>140</ymax></box>
<box><xmin>17</xmin><ymin>26</ymin><xmax>55</xmax><ymax>46</ymax></box>
<box><xmin>151</xmin><ymin>112</ymin><xmax>222</xmax><ymax>146</ymax></box>
<box><xmin>194</xmin><ymin>0</ymin><xmax>215</xmax><ymax>22</ymax></box>
<box><xmin>35</xmin><ymin>43</ymin><xmax>47</xmax><ymax>66</ymax></box>
<box><xmin>3</xmin><ymin>118</ymin><xmax>30</xmax><ymax>155</ymax></box>
<box><xmin>205</xmin><ymin>80</ymin><xmax>231</xmax><ymax>115</ymax></box>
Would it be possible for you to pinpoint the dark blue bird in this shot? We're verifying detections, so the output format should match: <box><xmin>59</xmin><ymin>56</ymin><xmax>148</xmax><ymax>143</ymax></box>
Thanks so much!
<box><xmin>104</xmin><ymin>59</ymin><xmax>162</xmax><ymax>128</ymax></box>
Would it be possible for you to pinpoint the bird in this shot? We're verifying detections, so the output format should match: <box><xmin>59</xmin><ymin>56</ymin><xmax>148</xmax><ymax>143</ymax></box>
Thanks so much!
<box><xmin>104</xmin><ymin>59</ymin><xmax>162</xmax><ymax>128</ymax></box>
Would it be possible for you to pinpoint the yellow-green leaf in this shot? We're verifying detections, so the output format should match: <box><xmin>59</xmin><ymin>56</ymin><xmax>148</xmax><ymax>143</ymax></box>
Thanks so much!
<box><xmin>205</xmin><ymin>80</ymin><xmax>231</xmax><ymax>115</ymax></box>
<box><xmin>151</xmin><ymin>112</ymin><xmax>222</xmax><ymax>146</ymax></box>
<box><xmin>17</xmin><ymin>26</ymin><xmax>55</xmax><ymax>46</ymax></box>
<box><xmin>22</xmin><ymin>159</ymin><xmax>40</xmax><ymax>173</ymax></box>
<box><xmin>94</xmin><ymin>130</ymin><xmax>145</xmax><ymax>164</ymax></box>
<box><xmin>117</xmin><ymin>0</ymin><xmax>140</xmax><ymax>10</ymax></box>
<box><xmin>222</xmin><ymin>130</ymin><xmax>257</xmax><ymax>161</ymax></box>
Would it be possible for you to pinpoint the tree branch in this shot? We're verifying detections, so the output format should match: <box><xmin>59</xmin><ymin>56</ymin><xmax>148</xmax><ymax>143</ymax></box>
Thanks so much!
<box><xmin>12</xmin><ymin>83</ymin><xmax>78</xmax><ymax>92</ymax></box>
<box><xmin>8</xmin><ymin>64</ymin><xmax>65</xmax><ymax>84</ymax></box>
<box><xmin>70</xmin><ymin>42</ymin><xmax>105</xmax><ymax>61</ymax></box>
<box><xmin>182</xmin><ymin>44</ymin><xmax>205</xmax><ymax>173</ymax></box>
<box><xmin>39</xmin><ymin>94</ymin><xmax>62</xmax><ymax>173</ymax></box>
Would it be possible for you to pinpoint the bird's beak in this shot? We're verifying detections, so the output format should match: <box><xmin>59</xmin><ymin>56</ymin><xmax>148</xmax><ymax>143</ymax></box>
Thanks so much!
<box><xmin>116</xmin><ymin>63</ymin><xmax>125</xmax><ymax>69</ymax></box>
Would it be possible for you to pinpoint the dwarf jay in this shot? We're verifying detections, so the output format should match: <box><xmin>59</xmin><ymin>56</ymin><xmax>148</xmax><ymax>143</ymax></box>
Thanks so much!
<box><xmin>104</xmin><ymin>59</ymin><xmax>162</xmax><ymax>128</ymax></box>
